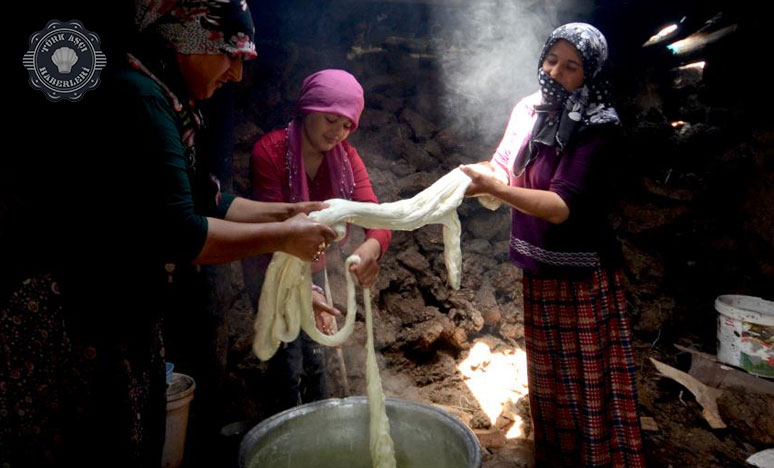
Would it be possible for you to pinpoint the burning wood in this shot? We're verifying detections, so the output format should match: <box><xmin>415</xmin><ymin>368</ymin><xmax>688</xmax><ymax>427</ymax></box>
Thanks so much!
<box><xmin>667</xmin><ymin>24</ymin><xmax>738</xmax><ymax>55</ymax></box>
<box><xmin>642</xmin><ymin>24</ymin><xmax>679</xmax><ymax>47</ymax></box>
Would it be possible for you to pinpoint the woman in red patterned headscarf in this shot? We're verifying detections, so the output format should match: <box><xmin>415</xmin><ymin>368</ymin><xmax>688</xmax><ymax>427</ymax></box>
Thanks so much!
<box><xmin>0</xmin><ymin>2</ymin><xmax>336</xmax><ymax>467</ymax></box>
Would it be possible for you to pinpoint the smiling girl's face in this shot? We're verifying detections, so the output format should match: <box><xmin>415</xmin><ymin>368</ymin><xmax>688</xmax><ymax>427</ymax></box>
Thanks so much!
<box><xmin>542</xmin><ymin>39</ymin><xmax>585</xmax><ymax>92</ymax></box>
<box><xmin>302</xmin><ymin>112</ymin><xmax>354</xmax><ymax>153</ymax></box>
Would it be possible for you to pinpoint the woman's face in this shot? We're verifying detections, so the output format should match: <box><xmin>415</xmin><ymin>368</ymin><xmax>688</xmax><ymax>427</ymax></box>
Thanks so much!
<box><xmin>302</xmin><ymin>112</ymin><xmax>353</xmax><ymax>153</ymax></box>
<box><xmin>542</xmin><ymin>39</ymin><xmax>584</xmax><ymax>92</ymax></box>
<box><xmin>176</xmin><ymin>53</ymin><xmax>243</xmax><ymax>101</ymax></box>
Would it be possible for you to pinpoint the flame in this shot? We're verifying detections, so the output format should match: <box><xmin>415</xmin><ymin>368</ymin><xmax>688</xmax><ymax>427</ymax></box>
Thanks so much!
<box><xmin>678</xmin><ymin>61</ymin><xmax>706</xmax><ymax>71</ymax></box>
<box><xmin>457</xmin><ymin>341</ymin><xmax>529</xmax><ymax>436</ymax></box>
<box><xmin>643</xmin><ymin>24</ymin><xmax>678</xmax><ymax>47</ymax></box>
<box><xmin>667</xmin><ymin>25</ymin><xmax>738</xmax><ymax>55</ymax></box>
<box><xmin>671</xmin><ymin>121</ymin><xmax>686</xmax><ymax>128</ymax></box>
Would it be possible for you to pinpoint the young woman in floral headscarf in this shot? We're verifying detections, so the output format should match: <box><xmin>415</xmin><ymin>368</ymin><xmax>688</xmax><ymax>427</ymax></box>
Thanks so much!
<box><xmin>250</xmin><ymin>69</ymin><xmax>392</xmax><ymax>414</ymax></box>
<box><xmin>0</xmin><ymin>2</ymin><xmax>336</xmax><ymax>467</ymax></box>
<box><xmin>461</xmin><ymin>23</ymin><xmax>647</xmax><ymax>467</ymax></box>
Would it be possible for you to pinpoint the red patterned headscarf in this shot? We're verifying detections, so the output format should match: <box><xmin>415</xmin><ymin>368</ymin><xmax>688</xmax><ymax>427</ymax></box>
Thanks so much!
<box><xmin>134</xmin><ymin>0</ymin><xmax>257</xmax><ymax>60</ymax></box>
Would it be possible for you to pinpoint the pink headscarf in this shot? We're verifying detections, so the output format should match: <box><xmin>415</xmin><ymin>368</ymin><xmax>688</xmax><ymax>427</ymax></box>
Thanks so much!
<box><xmin>286</xmin><ymin>69</ymin><xmax>365</xmax><ymax>203</ymax></box>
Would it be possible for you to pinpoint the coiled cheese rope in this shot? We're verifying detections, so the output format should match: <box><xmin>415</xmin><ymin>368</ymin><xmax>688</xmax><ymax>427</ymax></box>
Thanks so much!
<box><xmin>253</xmin><ymin>167</ymin><xmax>501</xmax><ymax>361</ymax></box>
<box><xmin>252</xmin><ymin>166</ymin><xmax>501</xmax><ymax>468</ymax></box>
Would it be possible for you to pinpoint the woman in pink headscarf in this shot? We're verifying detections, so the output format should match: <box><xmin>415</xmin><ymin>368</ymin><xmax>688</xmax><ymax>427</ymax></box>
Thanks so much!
<box><xmin>250</xmin><ymin>69</ymin><xmax>392</xmax><ymax>412</ymax></box>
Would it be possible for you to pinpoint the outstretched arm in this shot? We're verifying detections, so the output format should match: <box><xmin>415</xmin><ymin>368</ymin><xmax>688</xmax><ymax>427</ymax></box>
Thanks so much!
<box><xmin>194</xmin><ymin>213</ymin><xmax>336</xmax><ymax>264</ymax></box>
<box><xmin>223</xmin><ymin>197</ymin><xmax>327</xmax><ymax>223</ymax></box>
<box><xmin>460</xmin><ymin>164</ymin><xmax>569</xmax><ymax>224</ymax></box>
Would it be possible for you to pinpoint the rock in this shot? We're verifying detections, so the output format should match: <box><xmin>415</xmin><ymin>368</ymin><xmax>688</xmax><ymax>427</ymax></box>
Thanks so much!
<box><xmin>373</xmin><ymin>309</ymin><xmax>400</xmax><ymax>350</ymax></box>
<box><xmin>383</xmin><ymin>291</ymin><xmax>426</xmax><ymax>323</ymax></box>
<box><xmin>484</xmin><ymin>444</ymin><xmax>534</xmax><ymax>468</ymax></box>
<box><xmin>490</xmin><ymin>263</ymin><xmax>521</xmax><ymax>300</ymax></box>
<box><xmin>621</xmin><ymin>240</ymin><xmax>664</xmax><ymax>284</ymax></box>
<box><xmin>460</xmin><ymin>252</ymin><xmax>499</xmax><ymax>291</ymax></box>
<box><xmin>402</xmin><ymin>143</ymin><xmax>437</xmax><ymax>171</ymax></box>
<box><xmin>414</xmin><ymin>225</ymin><xmax>445</xmax><ymax>253</ymax></box>
<box><xmin>418</xmin><ymin>274</ymin><xmax>450</xmax><ymax>303</ymax></box>
<box><xmin>383</xmin><ymin>36</ymin><xmax>430</xmax><ymax>53</ymax></box>
<box><xmin>470</xmin><ymin>414</ymin><xmax>491</xmax><ymax>429</ymax></box>
<box><xmin>423</xmin><ymin>138</ymin><xmax>443</xmax><ymax>160</ymax></box>
<box><xmin>493</xmin><ymin>240</ymin><xmax>511</xmax><ymax>260</ymax></box>
<box><xmin>465</xmin><ymin>210</ymin><xmax>511</xmax><ymax>241</ymax></box>
<box><xmin>469</xmin><ymin>309</ymin><xmax>485</xmax><ymax>332</ymax></box>
<box><xmin>618</xmin><ymin>201</ymin><xmax>690</xmax><ymax>234</ymax></box>
<box><xmin>445</xmin><ymin>326</ymin><xmax>469</xmax><ymax>349</ymax></box>
<box><xmin>474</xmin><ymin>428</ymin><xmax>506</xmax><ymax>448</ymax></box>
<box><xmin>465</xmin><ymin>238</ymin><xmax>492</xmax><ymax>255</ymax></box>
<box><xmin>399</xmin><ymin>108</ymin><xmax>438</xmax><ymax>140</ymax></box>
<box><xmin>435</xmin><ymin>127</ymin><xmax>462</xmax><ymax>152</ymax></box>
<box><xmin>403</xmin><ymin>316</ymin><xmax>452</xmax><ymax>351</ymax></box>
<box><xmin>448</xmin><ymin>294</ymin><xmax>485</xmax><ymax>333</ymax></box>
<box><xmin>358</xmin><ymin>108</ymin><xmax>398</xmax><ymax>131</ymax></box>
<box><xmin>364</xmin><ymin>74</ymin><xmax>413</xmax><ymax>98</ymax></box>
<box><xmin>234</xmin><ymin>120</ymin><xmax>263</xmax><ymax>147</ymax></box>
<box><xmin>397</xmin><ymin>247</ymin><xmax>431</xmax><ymax>272</ymax></box>
<box><xmin>364</xmin><ymin>167</ymin><xmax>398</xmax><ymax>203</ymax></box>
<box><xmin>396</xmin><ymin>171</ymin><xmax>439</xmax><ymax>198</ymax></box>
<box><xmin>628</xmin><ymin>288</ymin><xmax>676</xmax><ymax>333</ymax></box>
<box><xmin>369</xmin><ymin>94</ymin><xmax>404</xmax><ymax>113</ymax></box>
<box><xmin>642</xmin><ymin>177</ymin><xmax>695</xmax><ymax>201</ymax></box>
<box><xmin>499</xmin><ymin>322</ymin><xmax>524</xmax><ymax>341</ymax></box>
<box><xmin>475</xmin><ymin>277</ymin><xmax>502</xmax><ymax>326</ymax></box>
<box><xmin>232</xmin><ymin>148</ymin><xmax>252</xmax><ymax>197</ymax></box>
<box><xmin>718</xmin><ymin>386</ymin><xmax>774</xmax><ymax>445</ymax></box>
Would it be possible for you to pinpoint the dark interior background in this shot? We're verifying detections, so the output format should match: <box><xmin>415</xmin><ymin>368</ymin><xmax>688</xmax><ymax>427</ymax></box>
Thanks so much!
<box><xmin>6</xmin><ymin>1</ymin><xmax>772</xmax><ymax>467</ymax></box>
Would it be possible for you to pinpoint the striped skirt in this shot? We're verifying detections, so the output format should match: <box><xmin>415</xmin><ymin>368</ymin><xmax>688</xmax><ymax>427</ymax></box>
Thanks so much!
<box><xmin>523</xmin><ymin>266</ymin><xmax>646</xmax><ymax>468</ymax></box>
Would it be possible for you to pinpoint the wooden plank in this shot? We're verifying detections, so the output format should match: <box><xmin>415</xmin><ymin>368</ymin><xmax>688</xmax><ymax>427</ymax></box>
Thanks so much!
<box><xmin>640</xmin><ymin>416</ymin><xmax>659</xmax><ymax>432</ymax></box>
<box><xmin>650</xmin><ymin>357</ymin><xmax>727</xmax><ymax>429</ymax></box>
<box><xmin>675</xmin><ymin>344</ymin><xmax>774</xmax><ymax>395</ymax></box>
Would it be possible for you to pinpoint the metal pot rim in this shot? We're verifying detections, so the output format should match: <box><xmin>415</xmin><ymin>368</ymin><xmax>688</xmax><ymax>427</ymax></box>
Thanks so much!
<box><xmin>238</xmin><ymin>396</ymin><xmax>481</xmax><ymax>468</ymax></box>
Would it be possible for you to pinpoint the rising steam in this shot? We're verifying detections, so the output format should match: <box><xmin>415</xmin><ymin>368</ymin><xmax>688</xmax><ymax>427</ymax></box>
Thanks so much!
<box><xmin>431</xmin><ymin>0</ymin><xmax>563</xmax><ymax>143</ymax></box>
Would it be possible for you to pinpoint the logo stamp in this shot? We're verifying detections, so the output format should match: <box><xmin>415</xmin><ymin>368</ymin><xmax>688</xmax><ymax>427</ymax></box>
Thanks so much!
<box><xmin>23</xmin><ymin>20</ymin><xmax>107</xmax><ymax>102</ymax></box>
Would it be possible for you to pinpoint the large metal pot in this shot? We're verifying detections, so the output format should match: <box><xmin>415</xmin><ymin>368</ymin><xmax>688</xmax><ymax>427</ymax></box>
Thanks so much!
<box><xmin>239</xmin><ymin>396</ymin><xmax>481</xmax><ymax>468</ymax></box>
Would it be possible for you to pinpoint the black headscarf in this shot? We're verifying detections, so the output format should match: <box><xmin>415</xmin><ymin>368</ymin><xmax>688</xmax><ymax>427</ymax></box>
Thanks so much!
<box><xmin>515</xmin><ymin>23</ymin><xmax>620</xmax><ymax>176</ymax></box>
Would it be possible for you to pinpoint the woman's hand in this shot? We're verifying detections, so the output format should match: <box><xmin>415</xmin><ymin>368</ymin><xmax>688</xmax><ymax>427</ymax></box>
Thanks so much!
<box><xmin>349</xmin><ymin>238</ymin><xmax>382</xmax><ymax>288</ymax></box>
<box><xmin>459</xmin><ymin>164</ymin><xmax>499</xmax><ymax>197</ymax></box>
<box><xmin>281</xmin><ymin>213</ymin><xmax>337</xmax><ymax>262</ymax></box>
<box><xmin>312</xmin><ymin>289</ymin><xmax>341</xmax><ymax>335</ymax></box>
<box><xmin>288</xmin><ymin>201</ymin><xmax>328</xmax><ymax>218</ymax></box>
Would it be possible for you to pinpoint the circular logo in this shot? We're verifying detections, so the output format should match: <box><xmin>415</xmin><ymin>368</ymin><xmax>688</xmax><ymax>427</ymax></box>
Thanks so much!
<box><xmin>23</xmin><ymin>19</ymin><xmax>107</xmax><ymax>102</ymax></box>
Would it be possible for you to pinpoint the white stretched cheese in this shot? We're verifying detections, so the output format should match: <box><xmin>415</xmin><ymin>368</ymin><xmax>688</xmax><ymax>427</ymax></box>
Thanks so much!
<box><xmin>252</xmin><ymin>167</ymin><xmax>491</xmax><ymax>468</ymax></box>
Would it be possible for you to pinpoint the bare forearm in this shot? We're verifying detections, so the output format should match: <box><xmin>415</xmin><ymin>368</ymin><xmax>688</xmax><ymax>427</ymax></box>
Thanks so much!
<box><xmin>490</xmin><ymin>183</ymin><xmax>569</xmax><ymax>224</ymax></box>
<box><xmin>194</xmin><ymin>217</ymin><xmax>289</xmax><ymax>264</ymax></box>
<box><xmin>358</xmin><ymin>237</ymin><xmax>382</xmax><ymax>260</ymax></box>
<box><xmin>224</xmin><ymin>197</ymin><xmax>293</xmax><ymax>223</ymax></box>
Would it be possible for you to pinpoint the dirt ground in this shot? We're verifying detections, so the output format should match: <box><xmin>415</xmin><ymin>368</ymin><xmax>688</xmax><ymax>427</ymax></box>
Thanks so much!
<box><xmin>325</xmin><ymin>324</ymin><xmax>770</xmax><ymax>468</ymax></box>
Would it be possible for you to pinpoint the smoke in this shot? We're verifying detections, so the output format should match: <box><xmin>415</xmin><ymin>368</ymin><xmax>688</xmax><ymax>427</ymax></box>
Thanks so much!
<box><xmin>431</xmin><ymin>0</ymin><xmax>564</xmax><ymax>143</ymax></box>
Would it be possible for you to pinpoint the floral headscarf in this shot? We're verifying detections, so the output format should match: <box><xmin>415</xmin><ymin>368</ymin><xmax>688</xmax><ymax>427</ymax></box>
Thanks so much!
<box><xmin>135</xmin><ymin>0</ymin><xmax>257</xmax><ymax>59</ymax></box>
<box><xmin>515</xmin><ymin>23</ymin><xmax>620</xmax><ymax>176</ymax></box>
<box><xmin>129</xmin><ymin>0</ymin><xmax>257</xmax><ymax>210</ymax></box>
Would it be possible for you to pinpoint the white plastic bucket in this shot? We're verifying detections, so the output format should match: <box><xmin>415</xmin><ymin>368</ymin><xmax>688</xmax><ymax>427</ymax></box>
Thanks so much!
<box><xmin>715</xmin><ymin>295</ymin><xmax>774</xmax><ymax>378</ymax></box>
<box><xmin>162</xmin><ymin>372</ymin><xmax>196</xmax><ymax>468</ymax></box>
